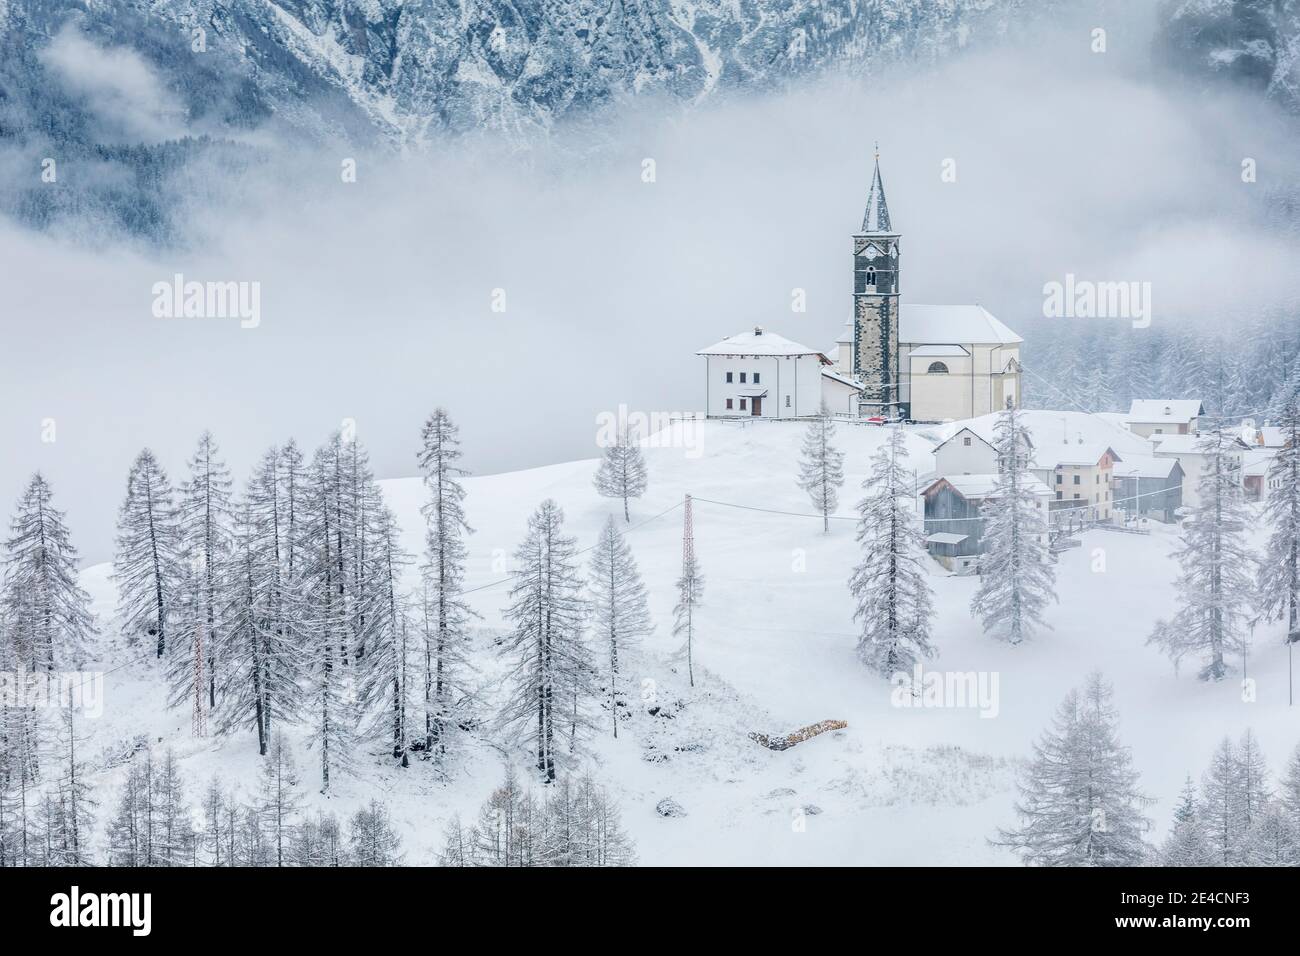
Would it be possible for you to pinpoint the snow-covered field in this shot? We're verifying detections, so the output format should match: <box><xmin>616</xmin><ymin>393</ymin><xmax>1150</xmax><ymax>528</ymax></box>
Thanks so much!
<box><xmin>73</xmin><ymin>417</ymin><xmax>1295</xmax><ymax>865</ymax></box>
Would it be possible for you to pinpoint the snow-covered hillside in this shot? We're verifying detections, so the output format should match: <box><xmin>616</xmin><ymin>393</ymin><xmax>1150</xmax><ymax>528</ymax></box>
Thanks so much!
<box><xmin>66</xmin><ymin>416</ymin><xmax>1297</xmax><ymax>865</ymax></box>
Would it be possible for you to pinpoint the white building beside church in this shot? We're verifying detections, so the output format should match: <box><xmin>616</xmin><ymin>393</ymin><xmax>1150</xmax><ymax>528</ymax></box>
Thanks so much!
<box><xmin>698</xmin><ymin>153</ymin><xmax>1023</xmax><ymax>422</ymax></box>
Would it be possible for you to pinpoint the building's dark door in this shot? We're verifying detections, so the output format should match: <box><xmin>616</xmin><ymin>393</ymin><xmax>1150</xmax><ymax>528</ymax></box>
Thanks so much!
<box><xmin>751</xmin><ymin>397</ymin><xmax>762</xmax><ymax>416</ymax></box>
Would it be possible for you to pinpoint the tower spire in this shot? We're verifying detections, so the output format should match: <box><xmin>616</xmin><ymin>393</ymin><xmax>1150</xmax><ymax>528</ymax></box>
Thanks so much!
<box><xmin>861</xmin><ymin>149</ymin><xmax>892</xmax><ymax>234</ymax></box>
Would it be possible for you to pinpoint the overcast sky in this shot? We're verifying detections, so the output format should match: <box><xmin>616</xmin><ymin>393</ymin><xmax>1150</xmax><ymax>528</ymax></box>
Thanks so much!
<box><xmin>3</xmin><ymin>8</ymin><xmax>1299</xmax><ymax>564</ymax></box>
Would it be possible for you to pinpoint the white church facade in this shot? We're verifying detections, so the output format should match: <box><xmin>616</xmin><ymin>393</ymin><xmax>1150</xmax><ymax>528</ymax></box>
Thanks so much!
<box><xmin>699</xmin><ymin>153</ymin><xmax>1023</xmax><ymax>422</ymax></box>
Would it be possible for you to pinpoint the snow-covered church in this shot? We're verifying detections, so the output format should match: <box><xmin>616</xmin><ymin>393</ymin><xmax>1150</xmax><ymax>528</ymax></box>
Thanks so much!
<box><xmin>699</xmin><ymin>153</ymin><xmax>1023</xmax><ymax>422</ymax></box>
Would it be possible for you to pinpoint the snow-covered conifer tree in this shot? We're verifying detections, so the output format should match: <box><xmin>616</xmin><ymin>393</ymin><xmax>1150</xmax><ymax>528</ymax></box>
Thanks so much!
<box><xmin>416</xmin><ymin>409</ymin><xmax>476</xmax><ymax>763</ymax></box>
<box><xmin>797</xmin><ymin>404</ymin><xmax>846</xmax><ymax>533</ymax></box>
<box><xmin>589</xmin><ymin>516</ymin><xmax>652</xmax><ymax>737</ymax></box>
<box><xmin>114</xmin><ymin>449</ymin><xmax>182</xmax><ymax>658</ymax></box>
<box><xmin>258</xmin><ymin>731</ymin><xmax>301</xmax><ymax>867</ymax></box>
<box><xmin>347</xmin><ymin>800</ymin><xmax>402</xmax><ymax>865</ymax></box>
<box><xmin>593</xmin><ymin>426</ymin><xmax>648</xmax><ymax>522</ymax></box>
<box><xmin>970</xmin><ymin>400</ymin><xmax>1056</xmax><ymax>644</ymax></box>
<box><xmin>1148</xmin><ymin>431</ymin><xmax>1253</xmax><ymax>680</ymax></box>
<box><xmin>1260</xmin><ymin>400</ymin><xmax>1300</xmax><ymax>664</ymax></box>
<box><xmin>1</xmin><ymin>473</ymin><xmax>96</xmax><ymax>670</ymax></box>
<box><xmin>299</xmin><ymin>443</ymin><xmax>359</xmax><ymax>793</ymax></box>
<box><xmin>994</xmin><ymin>672</ymin><xmax>1151</xmax><ymax>865</ymax></box>
<box><xmin>357</xmin><ymin>505</ymin><xmax>413</xmax><ymax>762</ymax></box>
<box><xmin>499</xmin><ymin>500</ymin><xmax>590</xmax><ymax>782</ymax></box>
<box><xmin>1159</xmin><ymin>777</ymin><xmax>1216</xmax><ymax>866</ymax></box>
<box><xmin>174</xmin><ymin>432</ymin><xmax>233</xmax><ymax>709</ymax></box>
<box><xmin>849</xmin><ymin>428</ymin><xmax>935</xmax><ymax>676</ymax></box>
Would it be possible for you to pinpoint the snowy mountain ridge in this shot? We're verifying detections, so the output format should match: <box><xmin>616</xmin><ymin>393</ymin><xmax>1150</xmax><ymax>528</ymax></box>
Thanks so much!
<box><xmin>5</xmin><ymin>0</ymin><xmax>1044</xmax><ymax>145</ymax></box>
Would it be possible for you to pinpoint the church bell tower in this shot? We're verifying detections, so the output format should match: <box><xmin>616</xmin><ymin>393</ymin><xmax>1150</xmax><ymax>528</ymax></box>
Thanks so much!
<box><xmin>853</xmin><ymin>149</ymin><xmax>901</xmax><ymax>417</ymax></box>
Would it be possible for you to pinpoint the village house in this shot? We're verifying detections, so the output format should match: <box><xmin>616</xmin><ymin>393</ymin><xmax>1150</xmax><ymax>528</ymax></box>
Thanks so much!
<box><xmin>921</xmin><ymin>473</ymin><xmax>1053</xmax><ymax>571</ymax></box>
<box><xmin>1111</xmin><ymin>455</ymin><xmax>1184</xmax><ymax>523</ymax></box>
<box><xmin>1125</xmin><ymin>399</ymin><xmax>1204</xmax><ymax>438</ymax></box>
<box><xmin>1031</xmin><ymin>441</ymin><xmax>1122</xmax><ymax>524</ymax></box>
<box><xmin>697</xmin><ymin>327</ymin><xmax>848</xmax><ymax>419</ymax></box>
<box><xmin>932</xmin><ymin>425</ymin><xmax>1033</xmax><ymax>476</ymax></box>
<box><xmin>1151</xmin><ymin>433</ymin><xmax>1251</xmax><ymax>509</ymax></box>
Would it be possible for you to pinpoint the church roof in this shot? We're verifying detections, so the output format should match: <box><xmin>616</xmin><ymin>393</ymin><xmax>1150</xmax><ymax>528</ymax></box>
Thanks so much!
<box><xmin>697</xmin><ymin>327</ymin><xmax>829</xmax><ymax>360</ymax></box>
<box><xmin>900</xmin><ymin>305</ymin><xmax>1022</xmax><ymax>346</ymax></box>
<box><xmin>859</xmin><ymin>154</ymin><xmax>892</xmax><ymax>234</ymax></box>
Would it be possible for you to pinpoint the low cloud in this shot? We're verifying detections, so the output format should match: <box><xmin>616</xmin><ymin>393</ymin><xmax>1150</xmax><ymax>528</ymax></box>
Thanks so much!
<box><xmin>39</xmin><ymin>25</ymin><xmax>186</xmax><ymax>143</ymax></box>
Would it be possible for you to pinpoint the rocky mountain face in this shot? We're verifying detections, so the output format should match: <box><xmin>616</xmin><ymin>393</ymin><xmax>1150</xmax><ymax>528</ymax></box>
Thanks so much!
<box><xmin>4</xmin><ymin>0</ymin><xmax>1040</xmax><ymax>146</ymax></box>
<box><xmin>1155</xmin><ymin>0</ymin><xmax>1300</xmax><ymax>110</ymax></box>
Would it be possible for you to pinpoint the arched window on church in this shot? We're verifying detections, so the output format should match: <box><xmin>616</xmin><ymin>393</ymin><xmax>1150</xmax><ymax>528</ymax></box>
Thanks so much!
<box><xmin>865</xmin><ymin>268</ymin><xmax>877</xmax><ymax>288</ymax></box>
<box><xmin>927</xmin><ymin>361</ymin><xmax>949</xmax><ymax>374</ymax></box>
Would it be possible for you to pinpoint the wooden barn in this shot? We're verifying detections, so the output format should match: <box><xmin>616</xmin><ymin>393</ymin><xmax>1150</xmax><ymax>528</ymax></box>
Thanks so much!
<box><xmin>921</xmin><ymin>473</ymin><xmax>1053</xmax><ymax>571</ymax></box>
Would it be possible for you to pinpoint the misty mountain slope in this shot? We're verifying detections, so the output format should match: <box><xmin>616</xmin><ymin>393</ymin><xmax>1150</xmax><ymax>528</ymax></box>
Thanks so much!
<box><xmin>1157</xmin><ymin>0</ymin><xmax>1300</xmax><ymax>109</ymax></box>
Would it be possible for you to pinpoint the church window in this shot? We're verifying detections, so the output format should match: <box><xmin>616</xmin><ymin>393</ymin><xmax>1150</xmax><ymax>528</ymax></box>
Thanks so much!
<box><xmin>866</xmin><ymin>269</ymin><xmax>877</xmax><ymax>287</ymax></box>
<box><xmin>726</xmin><ymin>372</ymin><xmax>733</xmax><ymax>383</ymax></box>
<box><xmin>927</xmin><ymin>362</ymin><xmax>949</xmax><ymax>374</ymax></box>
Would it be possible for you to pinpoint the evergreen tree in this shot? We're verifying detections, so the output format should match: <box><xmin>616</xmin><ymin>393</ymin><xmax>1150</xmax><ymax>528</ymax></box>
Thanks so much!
<box><xmin>1</xmin><ymin>473</ymin><xmax>96</xmax><ymax>671</ymax></box>
<box><xmin>114</xmin><ymin>449</ymin><xmax>182</xmax><ymax>658</ymax></box>
<box><xmin>797</xmin><ymin>404</ymin><xmax>846</xmax><ymax>533</ymax></box>
<box><xmin>347</xmin><ymin>800</ymin><xmax>402</xmax><ymax>865</ymax></box>
<box><xmin>174</xmin><ymin>432</ymin><xmax>233</xmax><ymax>710</ymax></box>
<box><xmin>258</xmin><ymin>731</ymin><xmax>301</xmax><ymax>867</ymax></box>
<box><xmin>994</xmin><ymin>673</ymin><xmax>1151</xmax><ymax>866</ymax></box>
<box><xmin>849</xmin><ymin>428</ymin><xmax>935</xmax><ymax>676</ymax></box>
<box><xmin>970</xmin><ymin>401</ymin><xmax>1056</xmax><ymax>644</ymax></box>
<box><xmin>357</xmin><ymin>505</ymin><xmax>413</xmax><ymax>762</ymax></box>
<box><xmin>593</xmin><ymin>426</ymin><xmax>648</xmax><ymax>522</ymax></box>
<box><xmin>499</xmin><ymin>500</ymin><xmax>590</xmax><ymax>783</ymax></box>
<box><xmin>1148</xmin><ymin>432</ymin><xmax>1253</xmax><ymax>680</ymax></box>
<box><xmin>1160</xmin><ymin>776</ymin><xmax>1216</xmax><ymax>866</ymax></box>
<box><xmin>588</xmin><ymin>516</ymin><xmax>652</xmax><ymax>738</ymax></box>
<box><xmin>672</xmin><ymin>550</ymin><xmax>704</xmax><ymax>688</ymax></box>
<box><xmin>299</xmin><ymin>443</ymin><xmax>359</xmax><ymax>793</ymax></box>
<box><xmin>1260</xmin><ymin>401</ymin><xmax>1300</xmax><ymax>656</ymax></box>
<box><xmin>416</xmin><ymin>409</ymin><xmax>476</xmax><ymax>764</ymax></box>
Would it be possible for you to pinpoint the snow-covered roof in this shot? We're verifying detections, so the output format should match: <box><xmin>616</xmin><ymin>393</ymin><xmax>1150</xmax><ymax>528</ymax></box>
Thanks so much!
<box><xmin>698</xmin><ymin>328</ymin><xmax>829</xmax><ymax>360</ymax></box>
<box><xmin>909</xmin><ymin>344</ymin><xmax>970</xmax><ymax>357</ymax></box>
<box><xmin>937</xmin><ymin>410</ymin><xmax>1153</xmax><ymax>463</ymax></box>
<box><xmin>1243</xmin><ymin>448</ymin><xmax>1277</xmax><ymax>477</ymax></box>
<box><xmin>899</xmin><ymin>305</ymin><xmax>1022</xmax><ymax>346</ymax></box>
<box><xmin>1112</xmin><ymin>455</ymin><xmax>1179</xmax><ymax>480</ymax></box>
<box><xmin>926</xmin><ymin>473</ymin><xmax>1052</xmax><ymax>499</ymax></box>
<box><xmin>925</xmin><ymin>532</ymin><xmax>968</xmax><ymax>545</ymax></box>
<box><xmin>821</xmin><ymin>369</ymin><xmax>862</xmax><ymax>391</ymax></box>
<box><xmin>1258</xmin><ymin>426</ymin><xmax>1287</xmax><ymax>448</ymax></box>
<box><xmin>933</xmin><ymin>426</ymin><xmax>1004</xmax><ymax>454</ymax></box>
<box><xmin>1150</xmin><ymin>433</ymin><xmax>1251</xmax><ymax>456</ymax></box>
<box><xmin>1126</xmin><ymin>400</ymin><xmax>1204</xmax><ymax>425</ymax></box>
<box><xmin>1035</xmin><ymin>442</ymin><xmax>1121</xmax><ymax>469</ymax></box>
